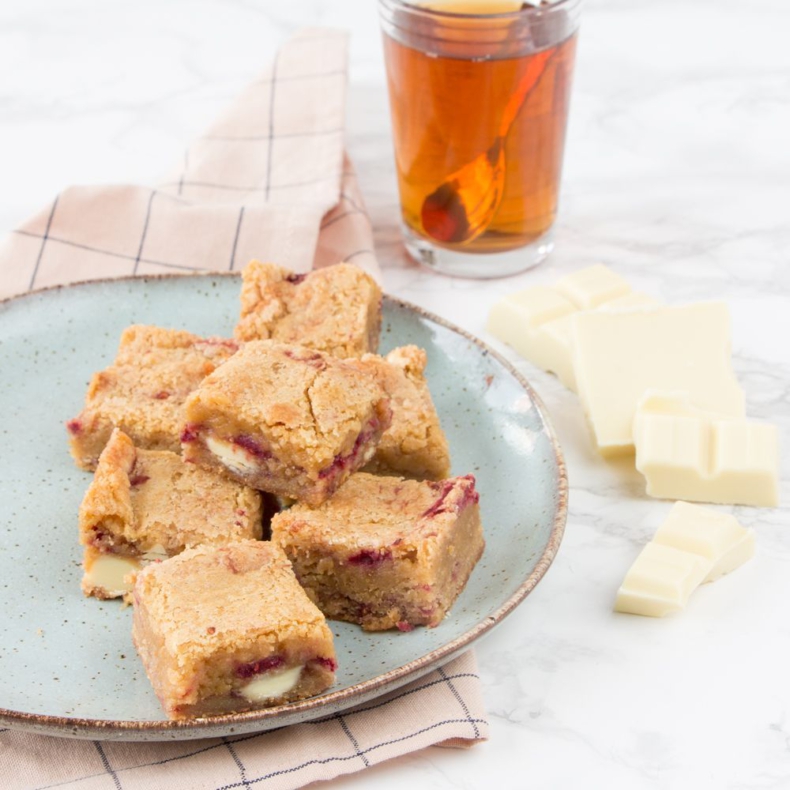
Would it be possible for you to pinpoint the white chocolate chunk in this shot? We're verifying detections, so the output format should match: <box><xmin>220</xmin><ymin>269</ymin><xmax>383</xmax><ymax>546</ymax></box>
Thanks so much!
<box><xmin>533</xmin><ymin>313</ymin><xmax>577</xmax><ymax>389</ymax></box>
<box><xmin>633</xmin><ymin>392</ymin><xmax>779</xmax><ymax>507</ymax></box>
<box><xmin>488</xmin><ymin>286</ymin><xmax>576</xmax><ymax>338</ymax></box>
<box><xmin>614</xmin><ymin>542</ymin><xmax>711</xmax><ymax>617</ymax></box>
<box><xmin>531</xmin><ymin>292</ymin><xmax>662</xmax><ymax>390</ymax></box>
<box><xmin>653</xmin><ymin>501</ymin><xmax>755</xmax><ymax>582</ymax></box>
<box><xmin>573</xmin><ymin>303</ymin><xmax>745</xmax><ymax>456</ymax></box>
<box><xmin>205</xmin><ymin>434</ymin><xmax>259</xmax><ymax>475</ymax></box>
<box><xmin>239</xmin><ymin>665</ymin><xmax>303</xmax><ymax>702</ymax></box>
<box><xmin>487</xmin><ymin>265</ymin><xmax>663</xmax><ymax>392</ymax></box>
<box><xmin>83</xmin><ymin>554</ymin><xmax>141</xmax><ymax>596</ymax></box>
<box><xmin>554</xmin><ymin>263</ymin><xmax>631</xmax><ymax>309</ymax></box>
<box><xmin>140</xmin><ymin>544</ymin><xmax>169</xmax><ymax>562</ymax></box>
<box><xmin>598</xmin><ymin>292</ymin><xmax>662</xmax><ymax>312</ymax></box>
<box><xmin>486</xmin><ymin>286</ymin><xmax>576</xmax><ymax>382</ymax></box>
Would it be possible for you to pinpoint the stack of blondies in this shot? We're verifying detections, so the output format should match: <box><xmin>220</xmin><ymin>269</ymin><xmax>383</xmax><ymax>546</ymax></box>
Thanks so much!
<box><xmin>67</xmin><ymin>261</ymin><xmax>485</xmax><ymax>719</ymax></box>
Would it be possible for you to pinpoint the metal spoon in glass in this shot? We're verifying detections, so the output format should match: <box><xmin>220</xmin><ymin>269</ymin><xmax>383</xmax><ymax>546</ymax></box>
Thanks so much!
<box><xmin>420</xmin><ymin>47</ymin><xmax>555</xmax><ymax>245</ymax></box>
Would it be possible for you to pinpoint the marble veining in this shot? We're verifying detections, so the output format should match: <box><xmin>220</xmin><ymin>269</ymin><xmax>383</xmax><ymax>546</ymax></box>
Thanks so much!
<box><xmin>1</xmin><ymin>0</ymin><xmax>788</xmax><ymax>787</ymax></box>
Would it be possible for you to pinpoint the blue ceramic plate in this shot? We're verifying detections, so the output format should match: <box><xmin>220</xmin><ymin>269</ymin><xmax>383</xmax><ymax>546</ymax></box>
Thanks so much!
<box><xmin>0</xmin><ymin>274</ymin><xmax>566</xmax><ymax>741</ymax></box>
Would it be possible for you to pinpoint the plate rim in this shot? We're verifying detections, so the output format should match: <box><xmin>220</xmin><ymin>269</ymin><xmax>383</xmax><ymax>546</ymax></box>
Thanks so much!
<box><xmin>0</xmin><ymin>272</ymin><xmax>568</xmax><ymax>737</ymax></box>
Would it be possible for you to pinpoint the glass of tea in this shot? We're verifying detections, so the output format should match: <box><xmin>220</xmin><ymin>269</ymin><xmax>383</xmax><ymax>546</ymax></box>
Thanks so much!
<box><xmin>379</xmin><ymin>0</ymin><xmax>581</xmax><ymax>278</ymax></box>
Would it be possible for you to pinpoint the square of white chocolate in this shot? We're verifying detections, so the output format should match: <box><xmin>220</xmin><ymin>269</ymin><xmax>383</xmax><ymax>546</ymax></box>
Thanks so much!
<box><xmin>573</xmin><ymin>303</ymin><xmax>745</xmax><ymax>456</ymax></box>
<box><xmin>487</xmin><ymin>286</ymin><xmax>575</xmax><ymax>345</ymax></box>
<box><xmin>614</xmin><ymin>542</ymin><xmax>712</xmax><ymax>617</ymax></box>
<box><xmin>486</xmin><ymin>286</ymin><xmax>577</xmax><ymax>387</ymax></box>
<box><xmin>653</xmin><ymin>501</ymin><xmax>755</xmax><ymax>582</ymax></box>
<box><xmin>487</xmin><ymin>265</ymin><xmax>654</xmax><ymax>391</ymax></box>
<box><xmin>633</xmin><ymin>392</ymin><xmax>778</xmax><ymax>507</ymax></box>
<box><xmin>534</xmin><ymin>314</ymin><xmax>577</xmax><ymax>389</ymax></box>
<box><xmin>554</xmin><ymin>263</ymin><xmax>631</xmax><ymax>309</ymax></box>
<box><xmin>598</xmin><ymin>292</ymin><xmax>662</xmax><ymax>313</ymax></box>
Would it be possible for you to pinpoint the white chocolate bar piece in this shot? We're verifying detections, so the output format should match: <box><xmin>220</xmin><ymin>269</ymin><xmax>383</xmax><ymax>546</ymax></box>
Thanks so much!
<box><xmin>239</xmin><ymin>665</ymin><xmax>304</xmax><ymax>702</ymax></box>
<box><xmin>653</xmin><ymin>501</ymin><xmax>755</xmax><ymax>582</ymax></box>
<box><xmin>486</xmin><ymin>285</ymin><xmax>578</xmax><ymax>388</ymax></box>
<box><xmin>82</xmin><ymin>544</ymin><xmax>169</xmax><ymax>598</ymax></box>
<box><xmin>633</xmin><ymin>392</ymin><xmax>778</xmax><ymax>507</ymax></box>
<box><xmin>486</xmin><ymin>265</ymin><xmax>658</xmax><ymax>391</ymax></box>
<box><xmin>83</xmin><ymin>553</ymin><xmax>141</xmax><ymax>597</ymax></box>
<box><xmin>536</xmin><ymin>292</ymin><xmax>662</xmax><ymax>390</ymax></box>
<box><xmin>554</xmin><ymin>264</ymin><xmax>631</xmax><ymax>309</ymax></box>
<box><xmin>598</xmin><ymin>292</ymin><xmax>662</xmax><ymax>312</ymax></box>
<box><xmin>614</xmin><ymin>542</ymin><xmax>711</xmax><ymax>617</ymax></box>
<box><xmin>573</xmin><ymin>303</ymin><xmax>745</xmax><ymax>456</ymax></box>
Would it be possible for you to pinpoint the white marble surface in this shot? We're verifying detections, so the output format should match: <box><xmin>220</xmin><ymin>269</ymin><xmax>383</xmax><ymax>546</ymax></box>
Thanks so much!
<box><xmin>2</xmin><ymin>0</ymin><xmax>789</xmax><ymax>787</ymax></box>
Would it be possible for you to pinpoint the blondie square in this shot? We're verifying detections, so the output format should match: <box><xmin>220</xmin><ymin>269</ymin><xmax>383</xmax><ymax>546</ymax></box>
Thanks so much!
<box><xmin>80</xmin><ymin>429</ymin><xmax>262</xmax><ymax>599</ymax></box>
<box><xmin>354</xmin><ymin>346</ymin><xmax>450</xmax><ymax>480</ymax></box>
<box><xmin>234</xmin><ymin>260</ymin><xmax>382</xmax><ymax>358</ymax></box>
<box><xmin>132</xmin><ymin>541</ymin><xmax>337</xmax><ymax>719</ymax></box>
<box><xmin>182</xmin><ymin>341</ymin><xmax>391</xmax><ymax>506</ymax></box>
<box><xmin>271</xmin><ymin>472</ymin><xmax>484</xmax><ymax>631</ymax></box>
<box><xmin>67</xmin><ymin>325</ymin><xmax>239</xmax><ymax>470</ymax></box>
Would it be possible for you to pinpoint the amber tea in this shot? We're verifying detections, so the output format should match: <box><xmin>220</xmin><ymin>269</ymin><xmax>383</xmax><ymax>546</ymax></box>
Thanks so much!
<box><xmin>380</xmin><ymin>0</ymin><xmax>581</xmax><ymax>277</ymax></box>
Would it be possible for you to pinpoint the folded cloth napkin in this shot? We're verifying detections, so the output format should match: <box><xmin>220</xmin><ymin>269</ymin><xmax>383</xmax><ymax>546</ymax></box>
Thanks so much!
<box><xmin>0</xmin><ymin>28</ymin><xmax>378</xmax><ymax>298</ymax></box>
<box><xmin>0</xmin><ymin>26</ymin><xmax>488</xmax><ymax>789</ymax></box>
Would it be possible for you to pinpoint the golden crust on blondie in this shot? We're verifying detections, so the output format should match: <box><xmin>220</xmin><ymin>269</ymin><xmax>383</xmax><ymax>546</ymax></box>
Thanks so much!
<box><xmin>67</xmin><ymin>325</ymin><xmax>239</xmax><ymax>470</ymax></box>
<box><xmin>271</xmin><ymin>473</ymin><xmax>484</xmax><ymax>631</ymax></box>
<box><xmin>234</xmin><ymin>260</ymin><xmax>382</xmax><ymax>358</ymax></box>
<box><xmin>132</xmin><ymin>541</ymin><xmax>336</xmax><ymax>718</ymax></box>
<box><xmin>79</xmin><ymin>428</ymin><xmax>262</xmax><ymax>556</ymax></box>
<box><xmin>79</xmin><ymin>429</ymin><xmax>262</xmax><ymax>599</ymax></box>
<box><xmin>355</xmin><ymin>345</ymin><xmax>450</xmax><ymax>480</ymax></box>
<box><xmin>182</xmin><ymin>341</ymin><xmax>391</xmax><ymax>505</ymax></box>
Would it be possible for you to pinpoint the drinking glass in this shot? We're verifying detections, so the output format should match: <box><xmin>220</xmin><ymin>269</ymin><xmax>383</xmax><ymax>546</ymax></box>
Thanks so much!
<box><xmin>379</xmin><ymin>0</ymin><xmax>582</xmax><ymax>278</ymax></box>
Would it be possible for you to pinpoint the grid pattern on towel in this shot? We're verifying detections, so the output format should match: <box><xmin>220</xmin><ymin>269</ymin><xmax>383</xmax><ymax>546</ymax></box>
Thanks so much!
<box><xmin>0</xmin><ymin>26</ymin><xmax>488</xmax><ymax>790</ymax></box>
<box><xmin>0</xmin><ymin>28</ymin><xmax>377</xmax><ymax>300</ymax></box>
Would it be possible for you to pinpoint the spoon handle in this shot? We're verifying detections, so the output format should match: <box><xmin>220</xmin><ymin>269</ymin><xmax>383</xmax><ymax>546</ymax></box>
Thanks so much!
<box><xmin>498</xmin><ymin>47</ymin><xmax>557</xmax><ymax>138</ymax></box>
